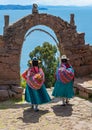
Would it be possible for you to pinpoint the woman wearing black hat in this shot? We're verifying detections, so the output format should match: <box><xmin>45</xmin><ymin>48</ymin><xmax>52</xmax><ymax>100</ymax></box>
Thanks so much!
<box><xmin>22</xmin><ymin>57</ymin><xmax>51</xmax><ymax>111</ymax></box>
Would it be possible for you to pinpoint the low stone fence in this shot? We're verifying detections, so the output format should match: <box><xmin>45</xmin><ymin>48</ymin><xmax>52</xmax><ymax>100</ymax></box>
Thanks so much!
<box><xmin>0</xmin><ymin>85</ymin><xmax>23</xmax><ymax>101</ymax></box>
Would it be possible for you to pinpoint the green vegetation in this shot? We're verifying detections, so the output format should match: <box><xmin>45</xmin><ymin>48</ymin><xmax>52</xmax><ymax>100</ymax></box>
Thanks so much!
<box><xmin>29</xmin><ymin>42</ymin><xmax>58</xmax><ymax>88</ymax></box>
<box><xmin>20</xmin><ymin>75</ymin><xmax>26</xmax><ymax>88</ymax></box>
<box><xmin>20</xmin><ymin>42</ymin><xmax>59</xmax><ymax>88</ymax></box>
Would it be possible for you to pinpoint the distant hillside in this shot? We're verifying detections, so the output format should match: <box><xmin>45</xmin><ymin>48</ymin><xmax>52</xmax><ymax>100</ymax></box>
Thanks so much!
<box><xmin>0</xmin><ymin>5</ymin><xmax>48</xmax><ymax>10</ymax></box>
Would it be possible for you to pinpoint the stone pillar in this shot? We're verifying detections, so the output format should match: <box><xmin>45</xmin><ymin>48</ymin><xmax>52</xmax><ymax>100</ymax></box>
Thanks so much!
<box><xmin>70</xmin><ymin>14</ymin><xmax>75</xmax><ymax>26</ymax></box>
<box><xmin>32</xmin><ymin>3</ymin><xmax>38</xmax><ymax>14</ymax></box>
<box><xmin>3</xmin><ymin>15</ymin><xmax>9</xmax><ymax>34</ymax></box>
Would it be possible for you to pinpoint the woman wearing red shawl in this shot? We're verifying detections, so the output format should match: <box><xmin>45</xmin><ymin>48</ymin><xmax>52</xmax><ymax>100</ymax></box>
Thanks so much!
<box><xmin>22</xmin><ymin>57</ymin><xmax>51</xmax><ymax>111</ymax></box>
<box><xmin>52</xmin><ymin>55</ymin><xmax>74</xmax><ymax>106</ymax></box>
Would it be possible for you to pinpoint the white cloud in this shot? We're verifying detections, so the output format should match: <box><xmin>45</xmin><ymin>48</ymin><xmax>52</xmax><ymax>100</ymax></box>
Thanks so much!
<box><xmin>0</xmin><ymin>0</ymin><xmax>92</xmax><ymax>6</ymax></box>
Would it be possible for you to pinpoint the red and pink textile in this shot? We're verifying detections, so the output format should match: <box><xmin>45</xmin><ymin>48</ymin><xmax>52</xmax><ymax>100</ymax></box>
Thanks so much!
<box><xmin>22</xmin><ymin>67</ymin><xmax>45</xmax><ymax>90</ymax></box>
<box><xmin>58</xmin><ymin>64</ymin><xmax>74</xmax><ymax>84</ymax></box>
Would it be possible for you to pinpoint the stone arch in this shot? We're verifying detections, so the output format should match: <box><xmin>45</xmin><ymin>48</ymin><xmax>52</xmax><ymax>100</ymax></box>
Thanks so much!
<box><xmin>4</xmin><ymin>13</ymin><xmax>75</xmax><ymax>49</ymax></box>
<box><xmin>2</xmin><ymin>12</ymin><xmax>92</xmax><ymax>84</ymax></box>
<box><xmin>0</xmin><ymin>8</ymin><xmax>92</xmax><ymax>100</ymax></box>
<box><xmin>3</xmin><ymin>13</ymin><xmax>77</xmax><ymax>85</ymax></box>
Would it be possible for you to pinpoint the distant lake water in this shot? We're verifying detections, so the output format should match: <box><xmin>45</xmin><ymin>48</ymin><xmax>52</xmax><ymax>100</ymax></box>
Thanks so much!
<box><xmin>0</xmin><ymin>6</ymin><xmax>92</xmax><ymax>73</ymax></box>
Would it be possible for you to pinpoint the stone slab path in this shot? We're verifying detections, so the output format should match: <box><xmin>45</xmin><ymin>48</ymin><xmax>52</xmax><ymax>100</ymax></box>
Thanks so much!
<box><xmin>0</xmin><ymin>89</ymin><xmax>92</xmax><ymax>130</ymax></box>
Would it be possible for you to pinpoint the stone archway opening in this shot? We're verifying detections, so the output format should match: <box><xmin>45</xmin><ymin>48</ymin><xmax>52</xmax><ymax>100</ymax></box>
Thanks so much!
<box><xmin>20</xmin><ymin>25</ymin><xmax>60</xmax><ymax>74</ymax></box>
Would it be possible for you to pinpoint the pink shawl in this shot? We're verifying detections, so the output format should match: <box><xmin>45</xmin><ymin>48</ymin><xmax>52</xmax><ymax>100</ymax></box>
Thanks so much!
<box><xmin>23</xmin><ymin>67</ymin><xmax>45</xmax><ymax>90</ymax></box>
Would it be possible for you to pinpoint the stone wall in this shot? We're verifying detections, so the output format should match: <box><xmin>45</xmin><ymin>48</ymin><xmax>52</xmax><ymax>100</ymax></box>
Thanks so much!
<box><xmin>62</xmin><ymin>43</ymin><xmax>92</xmax><ymax>76</ymax></box>
<box><xmin>0</xmin><ymin>35</ymin><xmax>23</xmax><ymax>101</ymax></box>
<box><xmin>0</xmin><ymin>6</ymin><xmax>92</xmax><ymax>101</ymax></box>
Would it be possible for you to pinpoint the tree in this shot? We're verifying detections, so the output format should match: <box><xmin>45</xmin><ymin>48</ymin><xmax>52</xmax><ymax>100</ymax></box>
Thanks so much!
<box><xmin>29</xmin><ymin>42</ymin><xmax>58</xmax><ymax>88</ymax></box>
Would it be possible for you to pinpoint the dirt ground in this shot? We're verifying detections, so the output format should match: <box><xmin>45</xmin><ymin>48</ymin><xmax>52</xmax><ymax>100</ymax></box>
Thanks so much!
<box><xmin>0</xmin><ymin>89</ymin><xmax>92</xmax><ymax>130</ymax></box>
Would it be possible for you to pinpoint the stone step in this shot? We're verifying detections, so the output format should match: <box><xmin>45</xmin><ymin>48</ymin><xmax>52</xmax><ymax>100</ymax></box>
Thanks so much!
<box><xmin>74</xmin><ymin>76</ymin><xmax>92</xmax><ymax>99</ymax></box>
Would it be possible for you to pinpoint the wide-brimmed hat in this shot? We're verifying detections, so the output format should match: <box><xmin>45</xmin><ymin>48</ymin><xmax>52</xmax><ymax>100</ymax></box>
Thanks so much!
<box><xmin>61</xmin><ymin>55</ymin><xmax>69</xmax><ymax>60</ymax></box>
<box><xmin>29</xmin><ymin>57</ymin><xmax>41</xmax><ymax>64</ymax></box>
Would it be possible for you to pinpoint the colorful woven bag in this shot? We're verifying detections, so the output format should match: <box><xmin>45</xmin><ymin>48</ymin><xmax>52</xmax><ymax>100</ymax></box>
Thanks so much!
<box><xmin>58</xmin><ymin>65</ymin><xmax>74</xmax><ymax>84</ymax></box>
<box><xmin>26</xmin><ymin>68</ymin><xmax>45</xmax><ymax>90</ymax></box>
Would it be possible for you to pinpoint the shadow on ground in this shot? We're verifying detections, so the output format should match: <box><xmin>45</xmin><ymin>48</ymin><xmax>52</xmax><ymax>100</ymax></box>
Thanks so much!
<box><xmin>18</xmin><ymin>108</ymin><xmax>49</xmax><ymax>123</ymax></box>
<box><xmin>51</xmin><ymin>104</ymin><xmax>73</xmax><ymax>117</ymax></box>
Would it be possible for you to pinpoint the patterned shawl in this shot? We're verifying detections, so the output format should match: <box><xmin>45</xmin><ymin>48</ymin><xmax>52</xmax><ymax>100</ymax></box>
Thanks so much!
<box><xmin>22</xmin><ymin>67</ymin><xmax>45</xmax><ymax>90</ymax></box>
<box><xmin>56</xmin><ymin>63</ymin><xmax>74</xmax><ymax>84</ymax></box>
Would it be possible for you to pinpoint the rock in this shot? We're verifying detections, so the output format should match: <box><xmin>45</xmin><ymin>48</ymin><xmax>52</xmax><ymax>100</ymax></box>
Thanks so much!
<box><xmin>0</xmin><ymin>85</ymin><xmax>10</xmax><ymax>90</ymax></box>
<box><xmin>0</xmin><ymin>90</ymin><xmax>9</xmax><ymax>101</ymax></box>
<box><xmin>11</xmin><ymin>86</ymin><xmax>23</xmax><ymax>94</ymax></box>
<box><xmin>8</xmin><ymin>90</ymin><xmax>17</xmax><ymax>98</ymax></box>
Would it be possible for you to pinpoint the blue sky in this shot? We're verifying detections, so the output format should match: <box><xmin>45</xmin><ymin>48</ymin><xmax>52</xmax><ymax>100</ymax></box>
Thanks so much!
<box><xmin>0</xmin><ymin>0</ymin><xmax>92</xmax><ymax>6</ymax></box>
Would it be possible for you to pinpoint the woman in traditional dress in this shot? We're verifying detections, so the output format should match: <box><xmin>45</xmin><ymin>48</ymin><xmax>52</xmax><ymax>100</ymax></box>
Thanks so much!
<box><xmin>52</xmin><ymin>55</ymin><xmax>74</xmax><ymax>106</ymax></box>
<box><xmin>22</xmin><ymin>57</ymin><xmax>51</xmax><ymax>111</ymax></box>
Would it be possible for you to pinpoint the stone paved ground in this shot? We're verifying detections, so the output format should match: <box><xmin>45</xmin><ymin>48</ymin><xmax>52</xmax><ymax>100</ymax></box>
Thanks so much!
<box><xmin>0</xmin><ymin>89</ymin><xmax>92</xmax><ymax>130</ymax></box>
